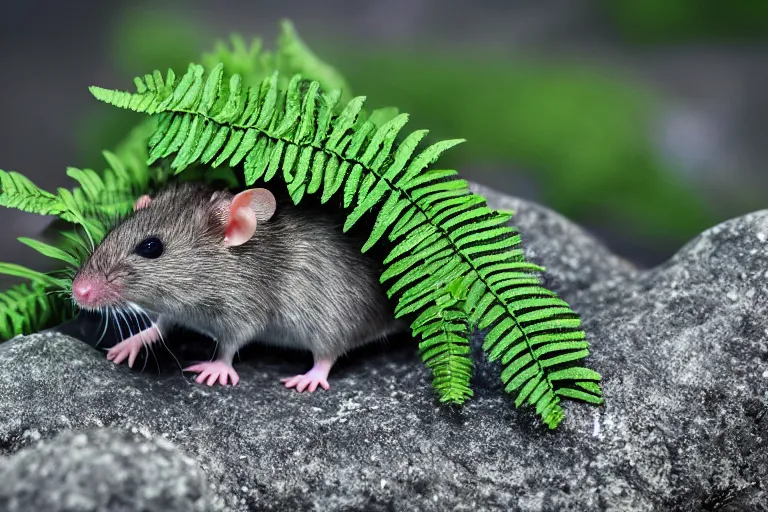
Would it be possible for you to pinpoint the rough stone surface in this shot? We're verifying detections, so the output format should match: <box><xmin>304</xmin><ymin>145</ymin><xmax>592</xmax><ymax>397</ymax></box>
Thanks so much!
<box><xmin>0</xmin><ymin>428</ymin><xmax>214</xmax><ymax>512</ymax></box>
<box><xmin>1</xmin><ymin>186</ymin><xmax>767</xmax><ymax>511</ymax></box>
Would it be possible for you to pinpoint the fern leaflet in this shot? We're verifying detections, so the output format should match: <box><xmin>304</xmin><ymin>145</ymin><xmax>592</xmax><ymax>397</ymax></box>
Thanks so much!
<box><xmin>0</xmin><ymin>283</ymin><xmax>71</xmax><ymax>340</ymax></box>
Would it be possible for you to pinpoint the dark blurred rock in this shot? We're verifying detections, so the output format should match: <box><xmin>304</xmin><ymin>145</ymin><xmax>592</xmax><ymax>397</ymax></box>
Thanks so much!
<box><xmin>0</xmin><ymin>428</ymin><xmax>215</xmax><ymax>512</ymax></box>
<box><xmin>0</xmin><ymin>188</ymin><xmax>766</xmax><ymax>511</ymax></box>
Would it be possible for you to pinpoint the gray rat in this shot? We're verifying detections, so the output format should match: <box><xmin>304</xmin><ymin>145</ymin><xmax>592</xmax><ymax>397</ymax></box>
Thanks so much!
<box><xmin>71</xmin><ymin>181</ymin><xmax>405</xmax><ymax>391</ymax></box>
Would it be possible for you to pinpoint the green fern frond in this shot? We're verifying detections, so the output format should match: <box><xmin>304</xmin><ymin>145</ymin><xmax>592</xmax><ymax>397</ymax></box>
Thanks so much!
<box><xmin>0</xmin><ymin>282</ymin><xmax>71</xmax><ymax>339</ymax></box>
<box><xmin>0</xmin><ymin>261</ymin><xmax>73</xmax><ymax>340</ymax></box>
<box><xmin>16</xmin><ymin>238</ymin><xmax>80</xmax><ymax>268</ymax></box>
<box><xmin>0</xmin><ymin>170</ymin><xmax>66</xmax><ymax>217</ymax></box>
<box><xmin>0</xmin><ymin>262</ymin><xmax>67</xmax><ymax>288</ymax></box>
<box><xmin>413</xmin><ymin>303</ymin><xmax>474</xmax><ymax>403</ymax></box>
<box><xmin>90</xmin><ymin>62</ymin><xmax>603</xmax><ymax>428</ymax></box>
<box><xmin>0</xmin><ymin>169</ymin><xmax>99</xmax><ymax>241</ymax></box>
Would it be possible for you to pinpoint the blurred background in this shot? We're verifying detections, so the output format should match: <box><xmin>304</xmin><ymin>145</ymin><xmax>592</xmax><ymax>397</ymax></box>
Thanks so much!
<box><xmin>1</xmin><ymin>0</ymin><xmax>767</xmax><ymax>288</ymax></box>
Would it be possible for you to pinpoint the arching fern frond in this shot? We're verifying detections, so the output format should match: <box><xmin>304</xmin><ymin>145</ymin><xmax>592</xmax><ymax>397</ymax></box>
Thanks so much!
<box><xmin>0</xmin><ymin>170</ymin><xmax>67</xmax><ymax>218</ymax></box>
<box><xmin>90</xmin><ymin>63</ymin><xmax>604</xmax><ymax>428</ymax></box>
<box><xmin>0</xmin><ymin>170</ymin><xmax>103</xmax><ymax>241</ymax></box>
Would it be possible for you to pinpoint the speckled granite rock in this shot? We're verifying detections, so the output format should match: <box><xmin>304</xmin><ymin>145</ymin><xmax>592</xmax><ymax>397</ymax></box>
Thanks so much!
<box><xmin>0</xmin><ymin>428</ymin><xmax>214</xmax><ymax>512</ymax></box>
<box><xmin>0</xmin><ymin>185</ymin><xmax>766</xmax><ymax>511</ymax></box>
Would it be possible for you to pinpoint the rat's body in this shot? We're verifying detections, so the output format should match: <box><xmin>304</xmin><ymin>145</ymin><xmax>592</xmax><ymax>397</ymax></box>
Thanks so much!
<box><xmin>71</xmin><ymin>182</ymin><xmax>404</xmax><ymax>390</ymax></box>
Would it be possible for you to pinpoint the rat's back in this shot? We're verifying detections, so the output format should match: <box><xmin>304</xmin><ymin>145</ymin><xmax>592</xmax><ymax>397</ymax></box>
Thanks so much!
<box><xmin>235</xmin><ymin>196</ymin><xmax>399</xmax><ymax>356</ymax></box>
<box><xmin>152</xmin><ymin>183</ymin><xmax>402</xmax><ymax>359</ymax></box>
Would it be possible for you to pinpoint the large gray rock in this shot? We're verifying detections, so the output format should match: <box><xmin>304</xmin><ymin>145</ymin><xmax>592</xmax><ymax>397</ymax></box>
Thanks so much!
<box><xmin>1</xmin><ymin>186</ymin><xmax>766</xmax><ymax>511</ymax></box>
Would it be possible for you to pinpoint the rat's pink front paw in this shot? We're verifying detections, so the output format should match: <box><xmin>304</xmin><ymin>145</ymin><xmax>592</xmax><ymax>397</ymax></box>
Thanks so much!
<box><xmin>184</xmin><ymin>361</ymin><xmax>240</xmax><ymax>387</ymax></box>
<box><xmin>107</xmin><ymin>327</ymin><xmax>158</xmax><ymax>368</ymax></box>
<box><xmin>280</xmin><ymin>359</ymin><xmax>333</xmax><ymax>393</ymax></box>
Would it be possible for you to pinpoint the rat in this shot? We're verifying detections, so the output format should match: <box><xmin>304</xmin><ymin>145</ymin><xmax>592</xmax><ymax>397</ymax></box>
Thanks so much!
<box><xmin>70</xmin><ymin>181</ymin><xmax>406</xmax><ymax>392</ymax></box>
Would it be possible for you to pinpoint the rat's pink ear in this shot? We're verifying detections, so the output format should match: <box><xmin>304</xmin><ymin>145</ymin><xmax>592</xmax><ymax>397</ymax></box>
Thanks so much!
<box><xmin>222</xmin><ymin>188</ymin><xmax>277</xmax><ymax>247</ymax></box>
<box><xmin>133</xmin><ymin>195</ymin><xmax>152</xmax><ymax>211</ymax></box>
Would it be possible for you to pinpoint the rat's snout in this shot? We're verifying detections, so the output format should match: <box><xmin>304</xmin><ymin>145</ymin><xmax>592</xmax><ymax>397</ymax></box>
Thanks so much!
<box><xmin>72</xmin><ymin>280</ymin><xmax>94</xmax><ymax>302</ymax></box>
<box><xmin>72</xmin><ymin>280</ymin><xmax>99</xmax><ymax>303</ymax></box>
<box><xmin>71</xmin><ymin>274</ymin><xmax>121</xmax><ymax>309</ymax></box>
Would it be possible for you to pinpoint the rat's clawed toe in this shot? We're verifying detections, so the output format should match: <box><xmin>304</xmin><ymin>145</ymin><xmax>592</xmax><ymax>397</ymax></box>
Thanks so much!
<box><xmin>106</xmin><ymin>326</ymin><xmax>160</xmax><ymax>368</ymax></box>
<box><xmin>280</xmin><ymin>373</ymin><xmax>330</xmax><ymax>393</ymax></box>
<box><xmin>184</xmin><ymin>361</ymin><xmax>240</xmax><ymax>387</ymax></box>
<box><xmin>280</xmin><ymin>359</ymin><xmax>333</xmax><ymax>393</ymax></box>
<box><xmin>107</xmin><ymin>337</ymin><xmax>143</xmax><ymax>367</ymax></box>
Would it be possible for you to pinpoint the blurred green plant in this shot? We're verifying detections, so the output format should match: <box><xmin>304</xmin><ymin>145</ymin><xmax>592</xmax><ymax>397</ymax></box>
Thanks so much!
<box><xmin>76</xmin><ymin>6</ymin><xmax>209</xmax><ymax>169</ymax></box>
<box><xmin>324</xmin><ymin>47</ymin><xmax>717</xmax><ymax>240</ymax></box>
<box><xmin>599</xmin><ymin>0</ymin><xmax>768</xmax><ymax>42</ymax></box>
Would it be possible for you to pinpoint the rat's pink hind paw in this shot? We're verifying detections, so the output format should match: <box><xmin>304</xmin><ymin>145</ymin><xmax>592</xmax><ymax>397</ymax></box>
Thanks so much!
<box><xmin>106</xmin><ymin>327</ymin><xmax>159</xmax><ymax>368</ymax></box>
<box><xmin>280</xmin><ymin>359</ymin><xmax>333</xmax><ymax>393</ymax></box>
<box><xmin>184</xmin><ymin>361</ymin><xmax>240</xmax><ymax>387</ymax></box>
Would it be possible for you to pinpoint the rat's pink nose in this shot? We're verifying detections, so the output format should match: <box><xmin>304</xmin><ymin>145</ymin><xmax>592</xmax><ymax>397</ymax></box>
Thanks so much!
<box><xmin>72</xmin><ymin>276</ymin><xmax>109</xmax><ymax>307</ymax></box>
<box><xmin>72</xmin><ymin>275</ymin><xmax>121</xmax><ymax>308</ymax></box>
<box><xmin>72</xmin><ymin>281</ymin><xmax>94</xmax><ymax>302</ymax></box>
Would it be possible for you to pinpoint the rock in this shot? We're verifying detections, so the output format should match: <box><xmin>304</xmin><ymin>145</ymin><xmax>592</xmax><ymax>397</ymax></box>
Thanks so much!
<box><xmin>0</xmin><ymin>428</ymin><xmax>215</xmax><ymax>512</ymax></box>
<box><xmin>469</xmin><ymin>182</ymin><xmax>638</xmax><ymax>292</ymax></box>
<box><xmin>0</xmin><ymin>186</ymin><xmax>766</xmax><ymax>511</ymax></box>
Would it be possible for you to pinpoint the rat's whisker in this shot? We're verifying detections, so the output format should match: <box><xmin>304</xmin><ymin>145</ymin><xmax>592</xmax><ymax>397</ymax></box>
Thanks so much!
<box><xmin>128</xmin><ymin>303</ymin><xmax>151</xmax><ymax>332</ymax></box>
<box><xmin>128</xmin><ymin>303</ymin><xmax>163</xmax><ymax>376</ymax></box>
<box><xmin>117</xmin><ymin>308</ymin><xmax>134</xmax><ymax>340</ymax></box>
<box><xmin>210</xmin><ymin>337</ymin><xmax>220</xmax><ymax>364</ymax></box>
<box><xmin>111</xmin><ymin>308</ymin><xmax>125</xmax><ymax>344</ymax></box>
<box><xmin>155</xmin><ymin>321</ymin><xmax>184</xmax><ymax>378</ymax></box>
<box><xmin>140</xmin><ymin>333</ymin><xmax>151</xmax><ymax>374</ymax></box>
<box><xmin>128</xmin><ymin>306</ymin><xmax>153</xmax><ymax>375</ymax></box>
<box><xmin>95</xmin><ymin>307</ymin><xmax>110</xmax><ymax>348</ymax></box>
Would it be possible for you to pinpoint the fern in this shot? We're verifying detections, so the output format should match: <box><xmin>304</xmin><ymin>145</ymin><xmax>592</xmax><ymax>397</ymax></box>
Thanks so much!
<box><xmin>89</xmin><ymin>56</ymin><xmax>604</xmax><ymax>428</ymax></box>
<box><xmin>0</xmin><ymin>282</ymin><xmax>67</xmax><ymax>340</ymax></box>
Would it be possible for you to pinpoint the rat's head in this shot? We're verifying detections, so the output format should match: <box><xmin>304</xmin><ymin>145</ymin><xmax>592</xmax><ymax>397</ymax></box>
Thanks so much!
<box><xmin>71</xmin><ymin>182</ymin><xmax>276</xmax><ymax>313</ymax></box>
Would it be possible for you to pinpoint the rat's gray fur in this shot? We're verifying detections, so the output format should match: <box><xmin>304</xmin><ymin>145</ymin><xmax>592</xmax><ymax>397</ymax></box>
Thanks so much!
<box><xmin>75</xmin><ymin>182</ymin><xmax>404</xmax><ymax>366</ymax></box>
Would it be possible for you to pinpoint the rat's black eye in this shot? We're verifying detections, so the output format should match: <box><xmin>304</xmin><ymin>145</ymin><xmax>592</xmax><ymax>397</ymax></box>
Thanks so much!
<box><xmin>134</xmin><ymin>237</ymin><xmax>164</xmax><ymax>259</ymax></box>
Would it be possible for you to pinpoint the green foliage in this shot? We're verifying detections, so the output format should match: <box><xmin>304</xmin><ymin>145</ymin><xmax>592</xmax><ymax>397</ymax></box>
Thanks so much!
<box><xmin>599</xmin><ymin>0</ymin><xmax>768</xmax><ymax>43</ymax></box>
<box><xmin>326</xmin><ymin>47</ymin><xmax>717</xmax><ymax>241</ymax></box>
<box><xmin>78</xmin><ymin>19</ymin><xmax>354</xmax><ymax>170</ymax></box>
<box><xmin>81</xmin><ymin>13</ymin><xmax>720</xmax><ymax>254</ymax></box>
<box><xmin>0</xmin><ymin>282</ymin><xmax>68</xmax><ymax>341</ymax></box>
<box><xmin>0</xmin><ymin>21</ymin><xmax>604</xmax><ymax>428</ymax></box>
